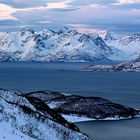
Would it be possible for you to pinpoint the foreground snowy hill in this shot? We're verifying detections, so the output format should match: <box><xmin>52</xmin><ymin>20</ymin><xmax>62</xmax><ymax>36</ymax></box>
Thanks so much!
<box><xmin>0</xmin><ymin>89</ymin><xmax>91</xmax><ymax>140</ymax></box>
<box><xmin>0</xmin><ymin>27</ymin><xmax>130</xmax><ymax>62</ymax></box>
<box><xmin>1</xmin><ymin>88</ymin><xmax>139</xmax><ymax>139</ymax></box>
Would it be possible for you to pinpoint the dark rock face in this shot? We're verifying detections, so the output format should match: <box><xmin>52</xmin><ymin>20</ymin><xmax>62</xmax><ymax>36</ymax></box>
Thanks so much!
<box><xmin>25</xmin><ymin>91</ymin><xmax>140</xmax><ymax>120</ymax></box>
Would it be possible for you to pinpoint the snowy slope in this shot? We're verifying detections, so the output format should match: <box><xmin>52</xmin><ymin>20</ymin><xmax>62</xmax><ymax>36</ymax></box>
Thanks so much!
<box><xmin>0</xmin><ymin>122</ymin><xmax>35</xmax><ymax>140</ymax></box>
<box><xmin>0</xmin><ymin>89</ymin><xmax>91</xmax><ymax>140</ymax></box>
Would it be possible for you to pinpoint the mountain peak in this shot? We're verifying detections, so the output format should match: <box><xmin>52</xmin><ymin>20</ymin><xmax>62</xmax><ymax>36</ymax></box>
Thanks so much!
<box><xmin>105</xmin><ymin>30</ymin><xmax>118</xmax><ymax>40</ymax></box>
<box><xmin>20</xmin><ymin>28</ymin><xmax>35</xmax><ymax>34</ymax></box>
<box><xmin>38</xmin><ymin>29</ymin><xmax>56</xmax><ymax>36</ymax></box>
<box><xmin>57</xmin><ymin>27</ymin><xmax>78</xmax><ymax>36</ymax></box>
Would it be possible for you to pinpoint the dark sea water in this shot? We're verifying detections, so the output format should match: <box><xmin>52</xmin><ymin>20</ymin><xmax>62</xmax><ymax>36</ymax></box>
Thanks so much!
<box><xmin>0</xmin><ymin>62</ymin><xmax>140</xmax><ymax>140</ymax></box>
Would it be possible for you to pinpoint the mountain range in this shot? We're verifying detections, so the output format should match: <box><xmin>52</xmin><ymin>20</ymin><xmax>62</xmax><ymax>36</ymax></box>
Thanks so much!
<box><xmin>0</xmin><ymin>27</ymin><xmax>139</xmax><ymax>62</ymax></box>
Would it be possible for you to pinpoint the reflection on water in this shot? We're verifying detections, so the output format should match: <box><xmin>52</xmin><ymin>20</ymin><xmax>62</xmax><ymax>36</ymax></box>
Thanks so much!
<box><xmin>0</xmin><ymin>62</ymin><xmax>140</xmax><ymax>140</ymax></box>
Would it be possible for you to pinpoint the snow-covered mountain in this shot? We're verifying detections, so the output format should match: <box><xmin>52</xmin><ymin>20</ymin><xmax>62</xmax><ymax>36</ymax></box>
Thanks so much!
<box><xmin>0</xmin><ymin>27</ymin><xmax>139</xmax><ymax>62</ymax></box>
<box><xmin>0</xmin><ymin>27</ymin><xmax>126</xmax><ymax>62</ymax></box>
<box><xmin>0</xmin><ymin>89</ymin><xmax>91</xmax><ymax>140</ymax></box>
<box><xmin>103</xmin><ymin>31</ymin><xmax>140</xmax><ymax>60</ymax></box>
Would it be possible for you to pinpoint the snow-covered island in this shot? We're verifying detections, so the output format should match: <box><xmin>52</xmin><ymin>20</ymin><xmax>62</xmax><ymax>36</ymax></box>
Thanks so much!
<box><xmin>25</xmin><ymin>90</ymin><xmax>140</xmax><ymax>123</ymax></box>
<box><xmin>82</xmin><ymin>57</ymin><xmax>140</xmax><ymax>72</ymax></box>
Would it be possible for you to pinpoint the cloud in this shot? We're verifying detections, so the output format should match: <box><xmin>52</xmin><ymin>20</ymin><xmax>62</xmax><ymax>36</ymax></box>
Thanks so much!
<box><xmin>0</xmin><ymin>0</ymin><xmax>47</xmax><ymax>8</ymax></box>
<box><xmin>90</xmin><ymin>4</ymin><xmax>107</xmax><ymax>9</ymax></box>
<box><xmin>37</xmin><ymin>20</ymin><xmax>52</xmax><ymax>24</ymax></box>
<box><xmin>118</xmin><ymin>0</ymin><xmax>140</xmax><ymax>4</ymax></box>
<box><xmin>47</xmin><ymin>0</ymin><xmax>72</xmax><ymax>9</ymax></box>
<box><xmin>0</xmin><ymin>0</ymin><xmax>75</xmax><ymax>21</ymax></box>
<box><xmin>0</xmin><ymin>4</ymin><xmax>17</xmax><ymax>20</ymax></box>
<box><xmin>67</xmin><ymin>24</ymin><xmax>104</xmax><ymax>33</ymax></box>
<box><xmin>0</xmin><ymin>0</ymin><xmax>139</xmax><ymax>32</ymax></box>
<box><xmin>0</xmin><ymin>0</ymin><xmax>74</xmax><ymax>9</ymax></box>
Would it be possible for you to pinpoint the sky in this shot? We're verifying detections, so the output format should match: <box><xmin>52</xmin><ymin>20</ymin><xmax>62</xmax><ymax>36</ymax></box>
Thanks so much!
<box><xmin>0</xmin><ymin>0</ymin><xmax>140</xmax><ymax>32</ymax></box>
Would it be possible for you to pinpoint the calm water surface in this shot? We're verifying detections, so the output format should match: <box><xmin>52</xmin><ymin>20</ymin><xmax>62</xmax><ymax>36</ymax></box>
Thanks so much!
<box><xmin>0</xmin><ymin>62</ymin><xmax>140</xmax><ymax>140</ymax></box>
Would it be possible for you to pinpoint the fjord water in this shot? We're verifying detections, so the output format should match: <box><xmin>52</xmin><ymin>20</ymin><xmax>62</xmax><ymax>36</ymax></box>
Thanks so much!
<box><xmin>0</xmin><ymin>62</ymin><xmax>140</xmax><ymax>140</ymax></box>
